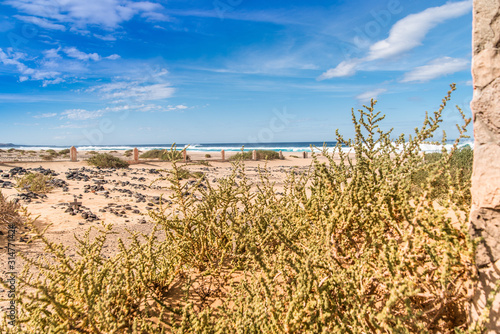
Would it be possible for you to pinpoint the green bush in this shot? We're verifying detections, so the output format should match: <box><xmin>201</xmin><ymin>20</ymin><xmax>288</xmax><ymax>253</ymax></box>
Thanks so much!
<box><xmin>124</xmin><ymin>149</ymin><xmax>133</xmax><ymax>157</ymax></box>
<box><xmin>411</xmin><ymin>145</ymin><xmax>473</xmax><ymax>202</ymax></box>
<box><xmin>87</xmin><ymin>153</ymin><xmax>129</xmax><ymax>168</ymax></box>
<box><xmin>16</xmin><ymin>173</ymin><xmax>53</xmax><ymax>193</ymax></box>
<box><xmin>140</xmin><ymin>149</ymin><xmax>184</xmax><ymax>161</ymax></box>
<box><xmin>205</xmin><ymin>153</ymin><xmax>211</xmax><ymax>158</ymax></box>
<box><xmin>58</xmin><ymin>149</ymin><xmax>70</xmax><ymax>155</ymax></box>
<box><xmin>2</xmin><ymin>85</ymin><xmax>484</xmax><ymax>333</ymax></box>
<box><xmin>229</xmin><ymin>149</ymin><xmax>281</xmax><ymax>161</ymax></box>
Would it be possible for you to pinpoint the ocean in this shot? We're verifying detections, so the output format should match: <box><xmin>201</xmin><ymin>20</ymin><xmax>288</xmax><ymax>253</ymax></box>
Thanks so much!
<box><xmin>3</xmin><ymin>140</ymin><xmax>474</xmax><ymax>153</ymax></box>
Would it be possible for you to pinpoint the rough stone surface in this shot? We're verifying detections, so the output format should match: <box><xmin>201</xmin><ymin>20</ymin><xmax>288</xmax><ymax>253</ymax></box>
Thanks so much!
<box><xmin>472</xmin><ymin>0</ymin><xmax>500</xmax><ymax>54</ymax></box>
<box><xmin>133</xmin><ymin>148</ymin><xmax>139</xmax><ymax>162</ymax></box>
<box><xmin>70</xmin><ymin>146</ymin><xmax>77</xmax><ymax>162</ymax></box>
<box><xmin>470</xmin><ymin>0</ymin><xmax>500</xmax><ymax>330</ymax></box>
<box><xmin>221</xmin><ymin>150</ymin><xmax>225</xmax><ymax>161</ymax></box>
<box><xmin>473</xmin><ymin>50</ymin><xmax>500</xmax><ymax>89</ymax></box>
<box><xmin>252</xmin><ymin>150</ymin><xmax>257</xmax><ymax>161</ymax></box>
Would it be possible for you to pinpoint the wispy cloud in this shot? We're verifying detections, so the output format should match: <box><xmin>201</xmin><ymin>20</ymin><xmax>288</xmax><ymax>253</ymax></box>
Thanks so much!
<box><xmin>33</xmin><ymin>112</ymin><xmax>57</xmax><ymax>118</ymax></box>
<box><xmin>0</xmin><ymin>47</ymin><xmax>62</xmax><ymax>86</ymax></box>
<box><xmin>356</xmin><ymin>88</ymin><xmax>387</xmax><ymax>103</ymax></box>
<box><xmin>5</xmin><ymin>0</ymin><xmax>166</xmax><ymax>31</ymax></box>
<box><xmin>60</xmin><ymin>103</ymin><xmax>188</xmax><ymax>120</ymax></box>
<box><xmin>317</xmin><ymin>59</ymin><xmax>360</xmax><ymax>80</ymax></box>
<box><xmin>318</xmin><ymin>0</ymin><xmax>472</xmax><ymax>80</ymax></box>
<box><xmin>13</xmin><ymin>15</ymin><xmax>66</xmax><ymax>31</ymax></box>
<box><xmin>400</xmin><ymin>57</ymin><xmax>469</xmax><ymax>83</ymax></box>
<box><xmin>88</xmin><ymin>69</ymin><xmax>175</xmax><ymax>102</ymax></box>
<box><xmin>63</xmin><ymin>47</ymin><xmax>100</xmax><ymax>61</ymax></box>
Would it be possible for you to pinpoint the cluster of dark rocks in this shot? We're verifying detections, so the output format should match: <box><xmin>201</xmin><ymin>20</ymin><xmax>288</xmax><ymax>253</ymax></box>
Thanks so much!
<box><xmin>17</xmin><ymin>191</ymin><xmax>47</xmax><ymax>203</ymax></box>
<box><xmin>31</xmin><ymin>166</ymin><xmax>58</xmax><ymax>176</ymax></box>
<box><xmin>99</xmin><ymin>203</ymin><xmax>141</xmax><ymax>219</ymax></box>
<box><xmin>62</xmin><ymin>204</ymin><xmax>99</xmax><ymax>223</ymax></box>
<box><xmin>0</xmin><ymin>179</ymin><xmax>13</xmax><ymax>188</ymax></box>
<box><xmin>66</xmin><ymin>170</ymin><xmax>90</xmax><ymax>182</ymax></box>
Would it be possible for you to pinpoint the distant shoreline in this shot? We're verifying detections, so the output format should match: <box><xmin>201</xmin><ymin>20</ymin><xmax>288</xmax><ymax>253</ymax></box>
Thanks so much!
<box><xmin>0</xmin><ymin>140</ymin><xmax>474</xmax><ymax>153</ymax></box>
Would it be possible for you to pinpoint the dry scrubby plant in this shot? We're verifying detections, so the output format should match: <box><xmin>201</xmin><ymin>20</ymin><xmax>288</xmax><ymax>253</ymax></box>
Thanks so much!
<box><xmin>15</xmin><ymin>172</ymin><xmax>53</xmax><ymax>194</ymax></box>
<box><xmin>0</xmin><ymin>191</ymin><xmax>25</xmax><ymax>241</ymax></box>
<box><xmin>140</xmin><ymin>149</ymin><xmax>186</xmax><ymax>161</ymax></box>
<box><xmin>1</xmin><ymin>85</ymin><xmax>486</xmax><ymax>333</ymax></box>
<box><xmin>229</xmin><ymin>149</ymin><xmax>282</xmax><ymax>161</ymax></box>
<box><xmin>87</xmin><ymin>153</ymin><xmax>129</xmax><ymax>169</ymax></box>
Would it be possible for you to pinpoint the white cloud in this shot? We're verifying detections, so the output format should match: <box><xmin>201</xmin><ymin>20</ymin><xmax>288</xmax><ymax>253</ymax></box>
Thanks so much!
<box><xmin>61</xmin><ymin>109</ymin><xmax>104</xmax><ymax>120</ymax></box>
<box><xmin>317</xmin><ymin>59</ymin><xmax>360</xmax><ymax>80</ymax></box>
<box><xmin>93</xmin><ymin>34</ymin><xmax>117</xmax><ymax>41</ymax></box>
<box><xmin>43</xmin><ymin>48</ymin><xmax>61</xmax><ymax>59</ymax></box>
<box><xmin>60</xmin><ymin>103</ymin><xmax>187</xmax><ymax>120</ymax></box>
<box><xmin>356</xmin><ymin>88</ymin><xmax>387</xmax><ymax>103</ymax></box>
<box><xmin>5</xmin><ymin>0</ymin><xmax>166</xmax><ymax>30</ymax></box>
<box><xmin>91</xmin><ymin>74</ymin><xmax>175</xmax><ymax>102</ymax></box>
<box><xmin>63</xmin><ymin>47</ymin><xmax>100</xmax><ymax>61</ymax></box>
<box><xmin>106</xmin><ymin>54</ymin><xmax>121</xmax><ymax>60</ymax></box>
<box><xmin>367</xmin><ymin>1</ymin><xmax>472</xmax><ymax>61</ymax></box>
<box><xmin>0</xmin><ymin>47</ymin><xmax>62</xmax><ymax>85</ymax></box>
<box><xmin>318</xmin><ymin>0</ymin><xmax>472</xmax><ymax>80</ymax></box>
<box><xmin>33</xmin><ymin>112</ymin><xmax>57</xmax><ymax>118</ymax></box>
<box><xmin>401</xmin><ymin>57</ymin><xmax>469</xmax><ymax>83</ymax></box>
<box><xmin>13</xmin><ymin>15</ymin><xmax>66</xmax><ymax>31</ymax></box>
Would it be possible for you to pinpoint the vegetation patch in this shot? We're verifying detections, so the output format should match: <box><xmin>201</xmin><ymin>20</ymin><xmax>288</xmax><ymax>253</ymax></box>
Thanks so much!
<box><xmin>140</xmin><ymin>149</ymin><xmax>186</xmax><ymax>161</ymax></box>
<box><xmin>0</xmin><ymin>191</ymin><xmax>25</xmax><ymax>242</ymax></box>
<box><xmin>16</xmin><ymin>173</ymin><xmax>53</xmax><ymax>193</ymax></box>
<box><xmin>229</xmin><ymin>149</ymin><xmax>281</xmax><ymax>161</ymax></box>
<box><xmin>87</xmin><ymin>153</ymin><xmax>129</xmax><ymax>168</ymax></box>
<box><xmin>2</xmin><ymin>86</ymin><xmax>486</xmax><ymax>333</ymax></box>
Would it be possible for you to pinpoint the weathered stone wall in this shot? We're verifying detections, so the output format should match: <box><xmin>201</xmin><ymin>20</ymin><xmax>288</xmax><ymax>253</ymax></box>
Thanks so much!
<box><xmin>469</xmin><ymin>0</ymin><xmax>500</xmax><ymax>330</ymax></box>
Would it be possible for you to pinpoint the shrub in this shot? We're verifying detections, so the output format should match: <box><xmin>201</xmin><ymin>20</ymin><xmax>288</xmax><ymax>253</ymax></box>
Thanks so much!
<box><xmin>0</xmin><ymin>191</ymin><xmax>25</xmax><ymax>242</ymax></box>
<box><xmin>205</xmin><ymin>153</ymin><xmax>211</xmax><ymax>158</ymax></box>
<box><xmin>140</xmin><ymin>149</ymin><xmax>184</xmax><ymax>161</ymax></box>
<box><xmin>2</xmin><ymin>85</ymin><xmax>485</xmax><ymax>333</ymax></box>
<box><xmin>58</xmin><ymin>149</ymin><xmax>70</xmax><ymax>155</ymax></box>
<box><xmin>40</xmin><ymin>155</ymin><xmax>53</xmax><ymax>161</ymax></box>
<box><xmin>229</xmin><ymin>149</ymin><xmax>281</xmax><ymax>161</ymax></box>
<box><xmin>411</xmin><ymin>145</ymin><xmax>473</xmax><ymax>202</ymax></box>
<box><xmin>124</xmin><ymin>150</ymin><xmax>133</xmax><ymax>157</ymax></box>
<box><xmin>16</xmin><ymin>173</ymin><xmax>53</xmax><ymax>193</ymax></box>
<box><xmin>87</xmin><ymin>153</ymin><xmax>129</xmax><ymax>168</ymax></box>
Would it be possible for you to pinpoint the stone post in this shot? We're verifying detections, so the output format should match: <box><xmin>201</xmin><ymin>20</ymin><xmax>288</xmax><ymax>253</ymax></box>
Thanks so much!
<box><xmin>469</xmin><ymin>0</ymin><xmax>500</xmax><ymax>330</ymax></box>
<box><xmin>133</xmin><ymin>148</ymin><xmax>139</xmax><ymax>162</ymax></box>
<box><xmin>70</xmin><ymin>146</ymin><xmax>77</xmax><ymax>162</ymax></box>
<box><xmin>221</xmin><ymin>150</ymin><xmax>225</xmax><ymax>161</ymax></box>
<box><xmin>252</xmin><ymin>150</ymin><xmax>257</xmax><ymax>161</ymax></box>
<box><xmin>302</xmin><ymin>151</ymin><xmax>308</xmax><ymax>159</ymax></box>
<box><xmin>279</xmin><ymin>150</ymin><xmax>284</xmax><ymax>160</ymax></box>
<box><xmin>182</xmin><ymin>150</ymin><xmax>187</xmax><ymax>163</ymax></box>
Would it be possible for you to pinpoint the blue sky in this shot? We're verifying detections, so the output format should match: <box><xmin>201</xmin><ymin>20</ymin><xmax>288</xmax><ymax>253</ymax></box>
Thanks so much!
<box><xmin>0</xmin><ymin>0</ymin><xmax>473</xmax><ymax>146</ymax></box>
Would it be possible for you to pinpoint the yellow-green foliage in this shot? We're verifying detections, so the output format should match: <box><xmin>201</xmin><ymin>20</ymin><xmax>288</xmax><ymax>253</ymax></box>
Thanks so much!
<box><xmin>1</xmin><ymin>85</ymin><xmax>484</xmax><ymax>333</ymax></box>
<box><xmin>0</xmin><ymin>191</ymin><xmax>24</xmax><ymax>240</ymax></box>
<box><xmin>140</xmin><ymin>149</ymin><xmax>184</xmax><ymax>161</ymax></box>
<box><xmin>87</xmin><ymin>153</ymin><xmax>129</xmax><ymax>168</ymax></box>
<box><xmin>15</xmin><ymin>172</ymin><xmax>53</xmax><ymax>194</ymax></box>
<box><xmin>229</xmin><ymin>149</ymin><xmax>281</xmax><ymax>161</ymax></box>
